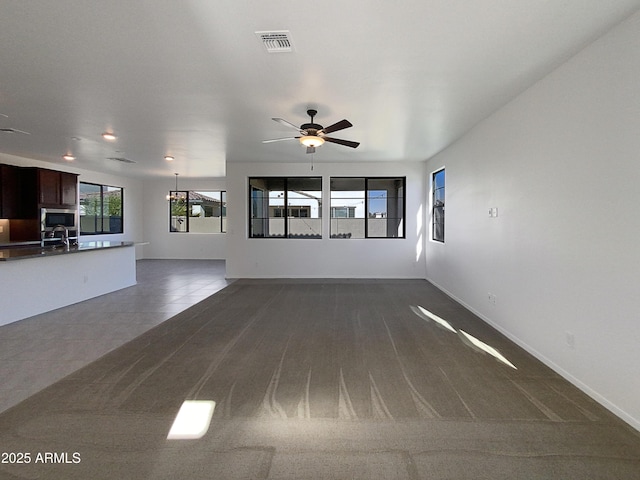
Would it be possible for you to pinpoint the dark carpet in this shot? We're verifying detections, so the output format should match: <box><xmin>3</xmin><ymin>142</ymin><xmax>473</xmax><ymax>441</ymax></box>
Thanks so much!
<box><xmin>1</xmin><ymin>279</ymin><xmax>639</xmax><ymax>479</ymax></box>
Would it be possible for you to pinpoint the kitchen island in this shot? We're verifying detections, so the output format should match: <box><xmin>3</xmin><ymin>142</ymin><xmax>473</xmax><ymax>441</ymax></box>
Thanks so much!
<box><xmin>0</xmin><ymin>241</ymin><xmax>136</xmax><ymax>326</ymax></box>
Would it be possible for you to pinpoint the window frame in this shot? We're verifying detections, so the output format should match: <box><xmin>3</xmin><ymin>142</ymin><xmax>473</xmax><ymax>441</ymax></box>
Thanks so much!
<box><xmin>431</xmin><ymin>168</ymin><xmax>445</xmax><ymax>243</ymax></box>
<box><xmin>168</xmin><ymin>190</ymin><xmax>227</xmax><ymax>233</ymax></box>
<box><xmin>248</xmin><ymin>177</ymin><xmax>322</xmax><ymax>239</ymax></box>
<box><xmin>79</xmin><ymin>181</ymin><xmax>124</xmax><ymax>235</ymax></box>
<box><xmin>329</xmin><ymin>176</ymin><xmax>406</xmax><ymax>239</ymax></box>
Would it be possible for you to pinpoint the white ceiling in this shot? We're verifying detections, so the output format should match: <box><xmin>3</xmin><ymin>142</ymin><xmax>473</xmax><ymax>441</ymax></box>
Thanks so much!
<box><xmin>1</xmin><ymin>0</ymin><xmax>639</xmax><ymax>179</ymax></box>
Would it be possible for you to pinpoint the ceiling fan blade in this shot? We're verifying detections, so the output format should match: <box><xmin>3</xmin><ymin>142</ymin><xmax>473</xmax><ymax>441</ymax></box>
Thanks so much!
<box><xmin>272</xmin><ymin>118</ymin><xmax>303</xmax><ymax>132</ymax></box>
<box><xmin>323</xmin><ymin>136</ymin><xmax>360</xmax><ymax>148</ymax></box>
<box><xmin>318</xmin><ymin>119</ymin><xmax>352</xmax><ymax>135</ymax></box>
<box><xmin>0</xmin><ymin>127</ymin><xmax>31</xmax><ymax>134</ymax></box>
<box><xmin>262</xmin><ymin>137</ymin><xmax>299</xmax><ymax>143</ymax></box>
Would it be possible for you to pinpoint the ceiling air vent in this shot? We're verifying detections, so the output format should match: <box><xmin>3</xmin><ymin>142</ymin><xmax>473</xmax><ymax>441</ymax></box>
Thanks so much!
<box><xmin>107</xmin><ymin>157</ymin><xmax>136</xmax><ymax>164</ymax></box>
<box><xmin>255</xmin><ymin>30</ymin><xmax>294</xmax><ymax>53</ymax></box>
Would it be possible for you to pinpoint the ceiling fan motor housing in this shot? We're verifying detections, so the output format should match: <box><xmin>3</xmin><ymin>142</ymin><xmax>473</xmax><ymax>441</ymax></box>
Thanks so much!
<box><xmin>301</xmin><ymin>109</ymin><xmax>322</xmax><ymax>133</ymax></box>
<box><xmin>300</xmin><ymin>123</ymin><xmax>322</xmax><ymax>134</ymax></box>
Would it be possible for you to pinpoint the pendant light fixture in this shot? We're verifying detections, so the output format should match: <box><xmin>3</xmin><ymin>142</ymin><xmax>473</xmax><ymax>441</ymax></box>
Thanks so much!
<box><xmin>166</xmin><ymin>173</ymin><xmax>186</xmax><ymax>201</ymax></box>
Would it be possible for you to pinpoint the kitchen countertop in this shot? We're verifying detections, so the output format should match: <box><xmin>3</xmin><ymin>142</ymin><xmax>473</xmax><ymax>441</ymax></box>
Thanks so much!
<box><xmin>0</xmin><ymin>241</ymin><xmax>135</xmax><ymax>261</ymax></box>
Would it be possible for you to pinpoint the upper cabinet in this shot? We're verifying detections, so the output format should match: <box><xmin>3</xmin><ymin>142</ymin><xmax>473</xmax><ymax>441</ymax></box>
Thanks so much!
<box><xmin>37</xmin><ymin>168</ymin><xmax>78</xmax><ymax>208</ymax></box>
<box><xmin>60</xmin><ymin>171</ymin><xmax>78</xmax><ymax>206</ymax></box>
<box><xmin>38</xmin><ymin>168</ymin><xmax>59</xmax><ymax>206</ymax></box>
<box><xmin>0</xmin><ymin>165</ymin><xmax>78</xmax><ymax>219</ymax></box>
<box><xmin>0</xmin><ymin>164</ymin><xmax>21</xmax><ymax>218</ymax></box>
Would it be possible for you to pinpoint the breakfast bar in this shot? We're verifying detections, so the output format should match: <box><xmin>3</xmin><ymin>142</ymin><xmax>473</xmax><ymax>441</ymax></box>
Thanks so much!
<box><xmin>0</xmin><ymin>241</ymin><xmax>136</xmax><ymax>326</ymax></box>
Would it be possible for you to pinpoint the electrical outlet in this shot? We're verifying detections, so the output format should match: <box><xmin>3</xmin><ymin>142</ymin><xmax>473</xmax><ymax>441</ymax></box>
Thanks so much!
<box><xmin>488</xmin><ymin>293</ymin><xmax>497</xmax><ymax>305</ymax></box>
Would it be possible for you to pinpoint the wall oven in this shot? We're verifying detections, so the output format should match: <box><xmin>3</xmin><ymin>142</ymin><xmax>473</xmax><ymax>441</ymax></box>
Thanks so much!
<box><xmin>41</xmin><ymin>208</ymin><xmax>78</xmax><ymax>245</ymax></box>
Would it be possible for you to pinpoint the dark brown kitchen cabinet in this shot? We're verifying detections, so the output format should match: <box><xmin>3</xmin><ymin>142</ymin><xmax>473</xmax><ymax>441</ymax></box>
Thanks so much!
<box><xmin>1</xmin><ymin>165</ymin><xmax>78</xmax><ymax>220</ymax></box>
<box><xmin>3</xmin><ymin>165</ymin><xmax>78</xmax><ymax>242</ymax></box>
<box><xmin>37</xmin><ymin>168</ymin><xmax>78</xmax><ymax>208</ymax></box>
<box><xmin>38</xmin><ymin>168</ymin><xmax>59</xmax><ymax>205</ymax></box>
<box><xmin>0</xmin><ymin>164</ymin><xmax>21</xmax><ymax>218</ymax></box>
<box><xmin>60</xmin><ymin>171</ymin><xmax>78</xmax><ymax>206</ymax></box>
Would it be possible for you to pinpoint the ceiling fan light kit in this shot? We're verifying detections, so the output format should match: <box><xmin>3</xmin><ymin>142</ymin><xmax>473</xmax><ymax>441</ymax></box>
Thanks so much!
<box><xmin>299</xmin><ymin>135</ymin><xmax>324</xmax><ymax>148</ymax></box>
<box><xmin>263</xmin><ymin>108</ymin><xmax>359</xmax><ymax>154</ymax></box>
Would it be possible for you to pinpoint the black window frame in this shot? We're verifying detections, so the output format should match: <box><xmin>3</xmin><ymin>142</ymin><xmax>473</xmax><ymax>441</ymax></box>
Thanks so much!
<box><xmin>168</xmin><ymin>190</ymin><xmax>227</xmax><ymax>233</ymax></box>
<box><xmin>432</xmin><ymin>168</ymin><xmax>445</xmax><ymax>243</ymax></box>
<box><xmin>330</xmin><ymin>176</ymin><xmax>406</xmax><ymax>239</ymax></box>
<box><xmin>79</xmin><ymin>181</ymin><xmax>124</xmax><ymax>235</ymax></box>
<box><xmin>249</xmin><ymin>177</ymin><xmax>322</xmax><ymax>239</ymax></box>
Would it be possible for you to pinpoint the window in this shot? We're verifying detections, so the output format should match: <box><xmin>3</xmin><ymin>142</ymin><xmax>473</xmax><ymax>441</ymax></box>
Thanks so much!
<box><xmin>432</xmin><ymin>168</ymin><xmax>445</xmax><ymax>242</ymax></box>
<box><xmin>249</xmin><ymin>177</ymin><xmax>322</xmax><ymax>238</ymax></box>
<box><xmin>331</xmin><ymin>206</ymin><xmax>356</xmax><ymax>218</ymax></box>
<box><xmin>169</xmin><ymin>191</ymin><xmax>226</xmax><ymax>233</ymax></box>
<box><xmin>79</xmin><ymin>182</ymin><xmax>123</xmax><ymax>234</ymax></box>
<box><xmin>330</xmin><ymin>177</ymin><xmax>405</xmax><ymax>238</ymax></box>
<box><xmin>270</xmin><ymin>206</ymin><xmax>310</xmax><ymax>218</ymax></box>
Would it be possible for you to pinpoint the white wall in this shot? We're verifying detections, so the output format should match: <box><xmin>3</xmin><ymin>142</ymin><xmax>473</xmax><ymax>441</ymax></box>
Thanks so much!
<box><xmin>141</xmin><ymin>177</ymin><xmax>226</xmax><ymax>259</ymax></box>
<box><xmin>226</xmin><ymin>161</ymin><xmax>426</xmax><ymax>278</ymax></box>
<box><xmin>0</xmin><ymin>244</ymin><xmax>136</xmax><ymax>326</ymax></box>
<box><xmin>424</xmin><ymin>11</ymin><xmax>640</xmax><ymax>430</ymax></box>
<box><xmin>0</xmin><ymin>153</ymin><xmax>145</xmax><ymax>258</ymax></box>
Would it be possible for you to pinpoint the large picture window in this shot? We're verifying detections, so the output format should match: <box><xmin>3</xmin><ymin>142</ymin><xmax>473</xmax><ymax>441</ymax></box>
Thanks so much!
<box><xmin>79</xmin><ymin>182</ymin><xmax>123</xmax><ymax>234</ymax></box>
<box><xmin>432</xmin><ymin>168</ymin><xmax>445</xmax><ymax>242</ymax></box>
<box><xmin>330</xmin><ymin>177</ymin><xmax>405</xmax><ymax>238</ymax></box>
<box><xmin>169</xmin><ymin>191</ymin><xmax>226</xmax><ymax>233</ymax></box>
<box><xmin>249</xmin><ymin>177</ymin><xmax>322</xmax><ymax>238</ymax></box>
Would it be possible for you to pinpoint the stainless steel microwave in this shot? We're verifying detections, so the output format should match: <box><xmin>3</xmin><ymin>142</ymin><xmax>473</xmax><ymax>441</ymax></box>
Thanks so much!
<box><xmin>41</xmin><ymin>208</ymin><xmax>78</xmax><ymax>230</ymax></box>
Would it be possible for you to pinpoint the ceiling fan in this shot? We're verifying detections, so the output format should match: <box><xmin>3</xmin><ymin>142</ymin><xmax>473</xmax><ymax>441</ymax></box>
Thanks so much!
<box><xmin>263</xmin><ymin>109</ymin><xmax>359</xmax><ymax>154</ymax></box>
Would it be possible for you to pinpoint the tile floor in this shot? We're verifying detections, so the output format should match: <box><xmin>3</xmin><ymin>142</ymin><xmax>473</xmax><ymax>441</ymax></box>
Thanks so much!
<box><xmin>0</xmin><ymin>259</ymin><xmax>231</xmax><ymax>414</ymax></box>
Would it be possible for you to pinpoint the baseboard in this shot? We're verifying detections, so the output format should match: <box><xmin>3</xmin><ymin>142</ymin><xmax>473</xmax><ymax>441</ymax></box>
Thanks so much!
<box><xmin>225</xmin><ymin>275</ymin><xmax>426</xmax><ymax>280</ymax></box>
<box><xmin>425</xmin><ymin>277</ymin><xmax>640</xmax><ymax>434</ymax></box>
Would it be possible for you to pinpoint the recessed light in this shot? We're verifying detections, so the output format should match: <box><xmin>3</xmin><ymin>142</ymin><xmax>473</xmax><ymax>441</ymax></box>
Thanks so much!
<box><xmin>63</xmin><ymin>154</ymin><xmax>75</xmax><ymax>161</ymax></box>
<box><xmin>102</xmin><ymin>132</ymin><xmax>117</xmax><ymax>141</ymax></box>
<box><xmin>164</xmin><ymin>155</ymin><xmax>175</xmax><ymax>161</ymax></box>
